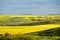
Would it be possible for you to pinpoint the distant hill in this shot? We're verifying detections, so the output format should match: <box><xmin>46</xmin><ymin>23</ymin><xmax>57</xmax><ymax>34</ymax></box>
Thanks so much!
<box><xmin>26</xmin><ymin>27</ymin><xmax>60</xmax><ymax>36</ymax></box>
<box><xmin>0</xmin><ymin>14</ymin><xmax>3</xmax><ymax>15</ymax></box>
<box><xmin>47</xmin><ymin>14</ymin><xmax>60</xmax><ymax>15</ymax></box>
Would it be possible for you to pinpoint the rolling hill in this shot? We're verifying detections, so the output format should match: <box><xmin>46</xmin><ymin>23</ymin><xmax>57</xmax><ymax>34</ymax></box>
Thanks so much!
<box><xmin>26</xmin><ymin>27</ymin><xmax>60</xmax><ymax>36</ymax></box>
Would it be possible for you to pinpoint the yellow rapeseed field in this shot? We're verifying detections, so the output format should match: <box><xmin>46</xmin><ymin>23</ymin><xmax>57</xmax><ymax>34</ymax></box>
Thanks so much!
<box><xmin>0</xmin><ymin>15</ymin><xmax>56</xmax><ymax>19</ymax></box>
<box><xmin>0</xmin><ymin>24</ymin><xmax>60</xmax><ymax>34</ymax></box>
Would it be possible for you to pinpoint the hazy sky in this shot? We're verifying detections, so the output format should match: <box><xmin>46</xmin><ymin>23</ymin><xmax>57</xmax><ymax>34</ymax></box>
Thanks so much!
<box><xmin>0</xmin><ymin>0</ymin><xmax>60</xmax><ymax>14</ymax></box>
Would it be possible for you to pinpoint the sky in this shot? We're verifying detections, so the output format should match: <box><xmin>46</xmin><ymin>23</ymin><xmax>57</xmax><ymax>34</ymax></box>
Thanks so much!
<box><xmin>0</xmin><ymin>0</ymin><xmax>60</xmax><ymax>14</ymax></box>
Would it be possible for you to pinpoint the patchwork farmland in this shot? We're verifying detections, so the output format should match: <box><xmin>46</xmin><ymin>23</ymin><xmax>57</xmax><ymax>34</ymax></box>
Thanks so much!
<box><xmin>0</xmin><ymin>15</ymin><xmax>60</xmax><ymax>40</ymax></box>
<box><xmin>0</xmin><ymin>15</ymin><xmax>60</xmax><ymax>34</ymax></box>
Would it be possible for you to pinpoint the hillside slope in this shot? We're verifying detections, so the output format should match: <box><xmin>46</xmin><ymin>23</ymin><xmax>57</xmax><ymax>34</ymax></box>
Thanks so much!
<box><xmin>26</xmin><ymin>27</ymin><xmax>60</xmax><ymax>36</ymax></box>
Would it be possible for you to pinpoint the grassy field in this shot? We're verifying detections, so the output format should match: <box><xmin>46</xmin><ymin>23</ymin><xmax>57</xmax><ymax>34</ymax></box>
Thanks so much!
<box><xmin>0</xmin><ymin>24</ymin><xmax>60</xmax><ymax>34</ymax></box>
<box><xmin>0</xmin><ymin>33</ymin><xmax>60</xmax><ymax>40</ymax></box>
